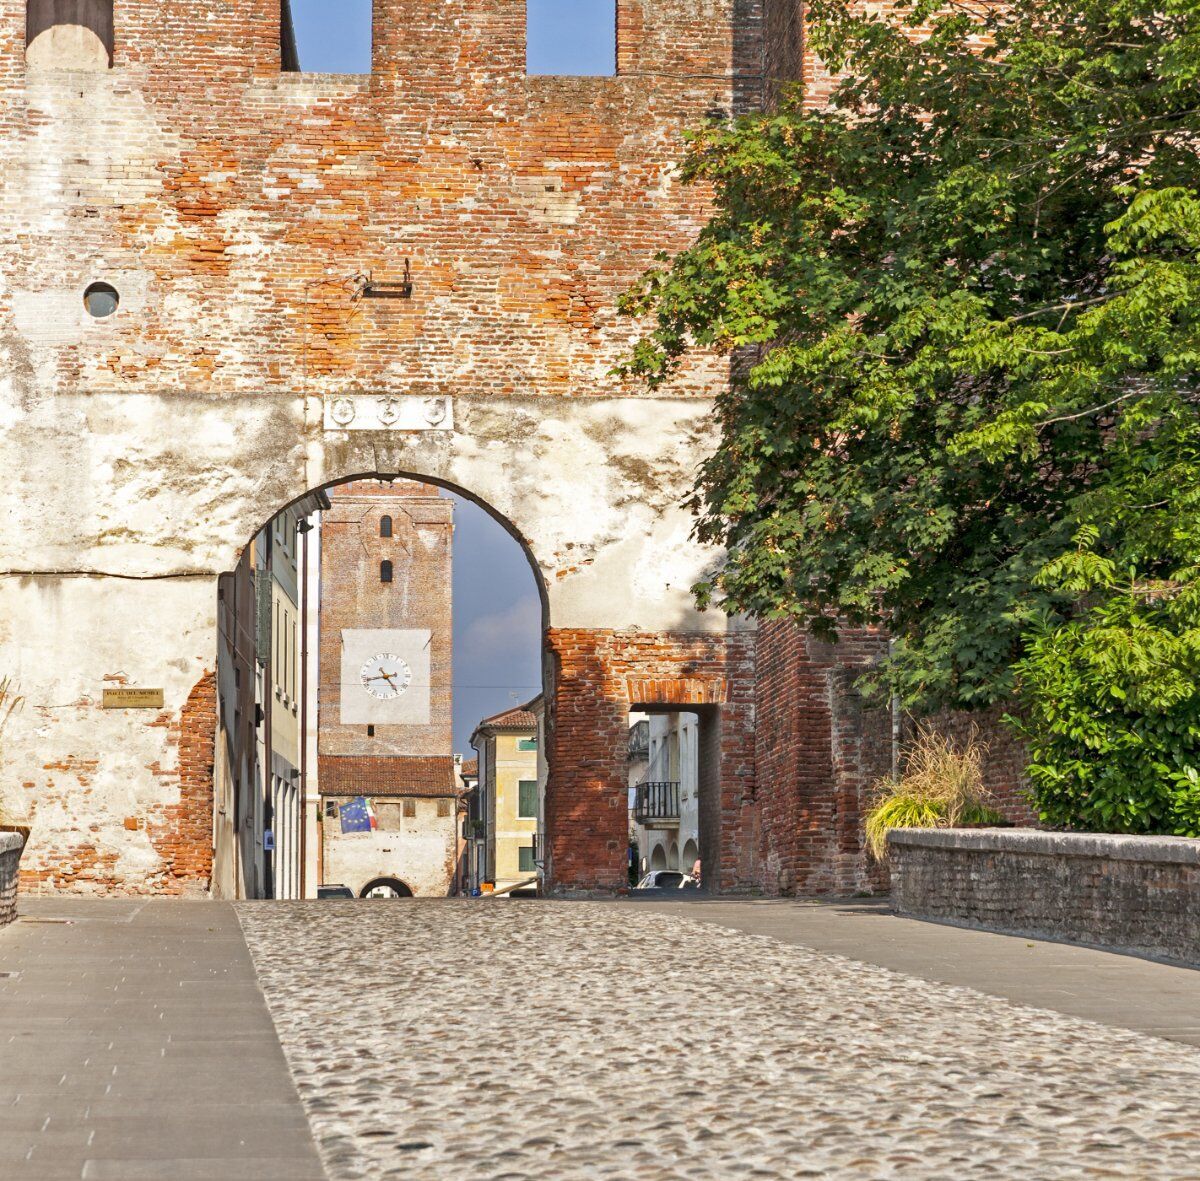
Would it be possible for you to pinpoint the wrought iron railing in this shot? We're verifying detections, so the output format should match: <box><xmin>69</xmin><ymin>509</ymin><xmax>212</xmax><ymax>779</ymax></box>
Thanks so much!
<box><xmin>634</xmin><ymin>781</ymin><xmax>681</xmax><ymax>824</ymax></box>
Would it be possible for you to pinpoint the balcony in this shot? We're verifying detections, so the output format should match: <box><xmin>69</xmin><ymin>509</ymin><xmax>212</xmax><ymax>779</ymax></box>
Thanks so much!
<box><xmin>634</xmin><ymin>781</ymin><xmax>680</xmax><ymax>828</ymax></box>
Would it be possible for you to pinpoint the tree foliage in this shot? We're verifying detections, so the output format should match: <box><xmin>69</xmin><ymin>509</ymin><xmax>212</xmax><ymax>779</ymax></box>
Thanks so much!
<box><xmin>621</xmin><ymin>0</ymin><xmax>1200</xmax><ymax>831</ymax></box>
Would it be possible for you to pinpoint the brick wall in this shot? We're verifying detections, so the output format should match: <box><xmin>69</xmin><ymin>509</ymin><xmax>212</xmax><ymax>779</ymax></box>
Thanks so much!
<box><xmin>319</xmin><ymin>480</ymin><xmax>453</xmax><ymax>763</ymax></box>
<box><xmin>0</xmin><ymin>0</ymin><xmax>757</xmax><ymax>404</ymax></box>
<box><xmin>150</xmin><ymin>669</ymin><xmax>217</xmax><ymax>894</ymax></box>
<box><xmin>891</xmin><ymin>829</ymin><xmax>1200</xmax><ymax>966</ymax></box>
<box><xmin>753</xmin><ymin>620</ymin><xmax>890</xmax><ymax>895</ymax></box>
<box><xmin>20</xmin><ymin>669</ymin><xmax>216</xmax><ymax>898</ymax></box>
<box><xmin>545</xmin><ymin>627</ymin><xmax>757</xmax><ymax>894</ymax></box>
<box><xmin>753</xmin><ymin>621</ymin><xmax>1037</xmax><ymax>895</ymax></box>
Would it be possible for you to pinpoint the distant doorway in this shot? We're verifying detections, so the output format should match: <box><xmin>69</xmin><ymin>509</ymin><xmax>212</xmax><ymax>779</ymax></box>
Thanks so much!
<box><xmin>360</xmin><ymin>878</ymin><xmax>414</xmax><ymax>899</ymax></box>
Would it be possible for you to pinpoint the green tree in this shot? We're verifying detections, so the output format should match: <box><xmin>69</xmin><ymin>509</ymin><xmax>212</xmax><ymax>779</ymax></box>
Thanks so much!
<box><xmin>622</xmin><ymin>0</ymin><xmax>1200</xmax><ymax>831</ymax></box>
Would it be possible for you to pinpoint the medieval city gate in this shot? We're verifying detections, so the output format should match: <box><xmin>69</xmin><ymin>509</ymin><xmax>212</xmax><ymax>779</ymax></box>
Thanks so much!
<box><xmin>0</xmin><ymin>0</ymin><xmax>784</xmax><ymax>896</ymax></box>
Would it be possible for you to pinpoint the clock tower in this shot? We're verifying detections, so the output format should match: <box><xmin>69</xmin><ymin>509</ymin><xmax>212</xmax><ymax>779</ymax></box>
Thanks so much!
<box><xmin>315</xmin><ymin>478</ymin><xmax>459</xmax><ymax>897</ymax></box>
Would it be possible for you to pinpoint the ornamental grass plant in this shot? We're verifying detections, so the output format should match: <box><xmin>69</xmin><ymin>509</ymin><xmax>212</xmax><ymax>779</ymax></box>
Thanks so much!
<box><xmin>865</xmin><ymin>726</ymin><xmax>1003</xmax><ymax>861</ymax></box>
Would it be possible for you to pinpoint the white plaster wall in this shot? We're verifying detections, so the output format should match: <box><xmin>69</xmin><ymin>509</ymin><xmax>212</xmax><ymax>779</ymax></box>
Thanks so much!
<box><xmin>0</xmin><ymin>390</ymin><xmax>743</xmax><ymax>634</ymax></box>
<box><xmin>0</xmin><ymin>574</ymin><xmax>216</xmax><ymax>893</ymax></box>
<box><xmin>0</xmin><ymin>388</ymin><xmax>747</xmax><ymax>893</ymax></box>
<box><xmin>324</xmin><ymin>802</ymin><xmax>456</xmax><ymax>898</ymax></box>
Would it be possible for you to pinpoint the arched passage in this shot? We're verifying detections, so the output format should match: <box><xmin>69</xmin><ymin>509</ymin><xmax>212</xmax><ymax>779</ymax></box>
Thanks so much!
<box><xmin>360</xmin><ymin>878</ymin><xmax>413</xmax><ymax>899</ymax></box>
<box><xmin>214</xmin><ymin>472</ymin><xmax>549</xmax><ymax>904</ymax></box>
<box><xmin>26</xmin><ymin>0</ymin><xmax>113</xmax><ymax>69</ymax></box>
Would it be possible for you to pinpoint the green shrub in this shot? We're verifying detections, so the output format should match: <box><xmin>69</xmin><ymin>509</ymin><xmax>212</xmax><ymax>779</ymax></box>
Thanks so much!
<box><xmin>1011</xmin><ymin>588</ymin><xmax>1200</xmax><ymax>836</ymax></box>
<box><xmin>865</xmin><ymin>727</ymin><xmax>1003</xmax><ymax>860</ymax></box>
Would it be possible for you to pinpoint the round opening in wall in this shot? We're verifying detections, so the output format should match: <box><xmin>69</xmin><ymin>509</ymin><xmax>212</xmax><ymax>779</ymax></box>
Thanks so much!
<box><xmin>83</xmin><ymin>282</ymin><xmax>119</xmax><ymax>319</ymax></box>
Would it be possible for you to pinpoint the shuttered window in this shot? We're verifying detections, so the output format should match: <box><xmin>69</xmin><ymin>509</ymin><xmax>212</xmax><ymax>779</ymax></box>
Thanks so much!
<box><xmin>518</xmin><ymin>780</ymin><xmax>538</xmax><ymax>818</ymax></box>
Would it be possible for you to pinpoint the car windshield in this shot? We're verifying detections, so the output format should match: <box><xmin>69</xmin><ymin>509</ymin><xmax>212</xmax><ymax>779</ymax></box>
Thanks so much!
<box><xmin>657</xmin><ymin>872</ymin><xmax>684</xmax><ymax>888</ymax></box>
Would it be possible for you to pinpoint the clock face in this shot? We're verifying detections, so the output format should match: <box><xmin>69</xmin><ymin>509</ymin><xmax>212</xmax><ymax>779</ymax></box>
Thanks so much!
<box><xmin>360</xmin><ymin>653</ymin><xmax>413</xmax><ymax>700</ymax></box>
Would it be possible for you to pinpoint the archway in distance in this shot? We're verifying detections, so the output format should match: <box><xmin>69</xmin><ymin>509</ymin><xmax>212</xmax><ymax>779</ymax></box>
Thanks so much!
<box><xmin>361</xmin><ymin>879</ymin><xmax>414</xmax><ymax>899</ymax></box>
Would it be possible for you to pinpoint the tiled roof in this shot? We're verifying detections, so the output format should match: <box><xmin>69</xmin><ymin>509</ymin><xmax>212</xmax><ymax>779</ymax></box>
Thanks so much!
<box><xmin>318</xmin><ymin>755</ymin><xmax>459</xmax><ymax>798</ymax></box>
<box><xmin>482</xmin><ymin>708</ymin><xmax>537</xmax><ymax>730</ymax></box>
<box><xmin>460</xmin><ymin>758</ymin><xmax>478</xmax><ymax>778</ymax></box>
<box><xmin>475</xmin><ymin>697</ymin><xmax>541</xmax><ymax>731</ymax></box>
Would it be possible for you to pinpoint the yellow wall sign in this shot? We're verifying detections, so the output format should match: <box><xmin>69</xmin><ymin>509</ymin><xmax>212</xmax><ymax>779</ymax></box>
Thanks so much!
<box><xmin>102</xmin><ymin>689</ymin><xmax>164</xmax><ymax>710</ymax></box>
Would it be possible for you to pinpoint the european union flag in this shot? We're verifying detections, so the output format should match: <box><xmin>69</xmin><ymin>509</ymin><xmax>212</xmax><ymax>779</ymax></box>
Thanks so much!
<box><xmin>339</xmin><ymin>796</ymin><xmax>375</xmax><ymax>834</ymax></box>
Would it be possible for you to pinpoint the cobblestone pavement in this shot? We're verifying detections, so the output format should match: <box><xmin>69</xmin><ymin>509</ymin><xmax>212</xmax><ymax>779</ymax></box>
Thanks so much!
<box><xmin>237</xmin><ymin>900</ymin><xmax>1200</xmax><ymax>1181</ymax></box>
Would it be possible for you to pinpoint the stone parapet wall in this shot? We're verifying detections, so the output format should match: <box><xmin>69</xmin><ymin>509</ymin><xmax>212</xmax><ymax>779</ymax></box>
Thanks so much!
<box><xmin>0</xmin><ymin>832</ymin><xmax>23</xmax><ymax>928</ymax></box>
<box><xmin>890</xmin><ymin>828</ymin><xmax>1200</xmax><ymax>966</ymax></box>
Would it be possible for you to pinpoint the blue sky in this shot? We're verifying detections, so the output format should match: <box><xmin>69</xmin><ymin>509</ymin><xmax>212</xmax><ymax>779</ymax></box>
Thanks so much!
<box><xmin>447</xmin><ymin>494</ymin><xmax>543</xmax><ymax>756</ymax></box>
<box><xmin>289</xmin><ymin>0</ymin><xmax>616</xmax><ymax>75</ymax></box>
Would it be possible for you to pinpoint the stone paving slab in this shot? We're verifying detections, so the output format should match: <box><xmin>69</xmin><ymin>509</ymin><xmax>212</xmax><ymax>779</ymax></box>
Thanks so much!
<box><xmin>0</xmin><ymin>899</ymin><xmax>326</xmax><ymax>1181</ymax></box>
<box><xmin>631</xmin><ymin>896</ymin><xmax>1200</xmax><ymax>1046</ymax></box>
<box><xmin>238</xmin><ymin>899</ymin><xmax>1200</xmax><ymax>1181</ymax></box>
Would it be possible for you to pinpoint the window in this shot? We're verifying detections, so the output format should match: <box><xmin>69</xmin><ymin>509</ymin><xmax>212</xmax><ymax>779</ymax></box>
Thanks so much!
<box><xmin>519</xmin><ymin>845</ymin><xmax>536</xmax><ymax>873</ymax></box>
<box><xmin>367</xmin><ymin>724</ymin><xmax>375</xmax><ymax>737</ymax></box>
<box><xmin>402</xmin><ymin>798</ymin><xmax>416</xmax><ymax>818</ymax></box>
<box><xmin>380</xmin><ymin>560</ymin><xmax>393</xmax><ymax>583</ymax></box>
<box><xmin>518</xmin><ymin>780</ymin><xmax>538</xmax><ymax>819</ymax></box>
<box><xmin>437</xmin><ymin>798</ymin><xmax>452</xmax><ymax>818</ymax></box>
<box><xmin>285</xmin><ymin>0</ymin><xmax>372</xmax><ymax>74</ymax></box>
<box><xmin>83</xmin><ymin>282</ymin><xmax>119</xmax><ymax>319</ymax></box>
<box><xmin>527</xmin><ymin>0</ymin><xmax>616</xmax><ymax>76</ymax></box>
<box><xmin>380</xmin><ymin>515</ymin><xmax>393</xmax><ymax>539</ymax></box>
<box><xmin>376</xmin><ymin>803</ymin><xmax>402</xmax><ymax>833</ymax></box>
<box><xmin>27</xmin><ymin>0</ymin><xmax>114</xmax><ymax>70</ymax></box>
<box><xmin>517</xmin><ymin>737</ymin><xmax>538</xmax><ymax>752</ymax></box>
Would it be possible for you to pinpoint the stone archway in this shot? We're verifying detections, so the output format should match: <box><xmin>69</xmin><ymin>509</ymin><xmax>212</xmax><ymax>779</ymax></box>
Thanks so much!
<box><xmin>360</xmin><ymin>878</ymin><xmax>414</xmax><ymax>899</ymax></box>
<box><xmin>0</xmin><ymin>398</ymin><xmax>758</xmax><ymax>897</ymax></box>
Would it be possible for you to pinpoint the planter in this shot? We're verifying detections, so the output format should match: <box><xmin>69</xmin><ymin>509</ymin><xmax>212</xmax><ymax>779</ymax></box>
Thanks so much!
<box><xmin>0</xmin><ymin>827</ymin><xmax>26</xmax><ymax>930</ymax></box>
<box><xmin>889</xmin><ymin>827</ymin><xmax>1200</xmax><ymax>966</ymax></box>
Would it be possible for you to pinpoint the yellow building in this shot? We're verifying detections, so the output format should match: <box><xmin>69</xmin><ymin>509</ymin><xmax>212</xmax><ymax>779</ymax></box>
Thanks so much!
<box><xmin>470</xmin><ymin>700</ymin><xmax>542</xmax><ymax>895</ymax></box>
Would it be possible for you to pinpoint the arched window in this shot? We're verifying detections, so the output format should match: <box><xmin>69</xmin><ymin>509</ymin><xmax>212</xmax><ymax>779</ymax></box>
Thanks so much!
<box><xmin>26</xmin><ymin>0</ymin><xmax>114</xmax><ymax>70</ymax></box>
<box><xmin>380</xmin><ymin>515</ymin><xmax>392</xmax><ymax>538</ymax></box>
<box><xmin>380</xmin><ymin>560</ymin><xmax>393</xmax><ymax>584</ymax></box>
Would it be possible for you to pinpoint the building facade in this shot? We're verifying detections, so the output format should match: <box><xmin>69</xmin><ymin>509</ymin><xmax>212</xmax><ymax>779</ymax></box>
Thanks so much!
<box><xmin>316</xmin><ymin>479</ymin><xmax>459</xmax><ymax>898</ymax></box>
<box><xmin>469</xmin><ymin>702</ymin><xmax>542</xmax><ymax>896</ymax></box>
<box><xmin>632</xmin><ymin>712</ymin><xmax>701</xmax><ymax>881</ymax></box>
<box><xmin>213</xmin><ymin>494</ymin><xmax>326</xmax><ymax>900</ymax></box>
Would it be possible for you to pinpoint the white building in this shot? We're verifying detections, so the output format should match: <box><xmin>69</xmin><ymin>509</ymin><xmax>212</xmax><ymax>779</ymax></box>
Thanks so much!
<box><xmin>632</xmin><ymin>712</ymin><xmax>701</xmax><ymax>881</ymax></box>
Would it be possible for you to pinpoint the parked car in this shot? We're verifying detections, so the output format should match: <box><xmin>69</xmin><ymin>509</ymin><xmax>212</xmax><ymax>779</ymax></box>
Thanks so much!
<box><xmin>317</xmin><ymin>884</ymin><xmax>355</xmax><ymax>899</ymax></box>
<box><xmin>634</xmin><ymin>870</ymin><xmax>698</xmax><ymax>890</ymax></box>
